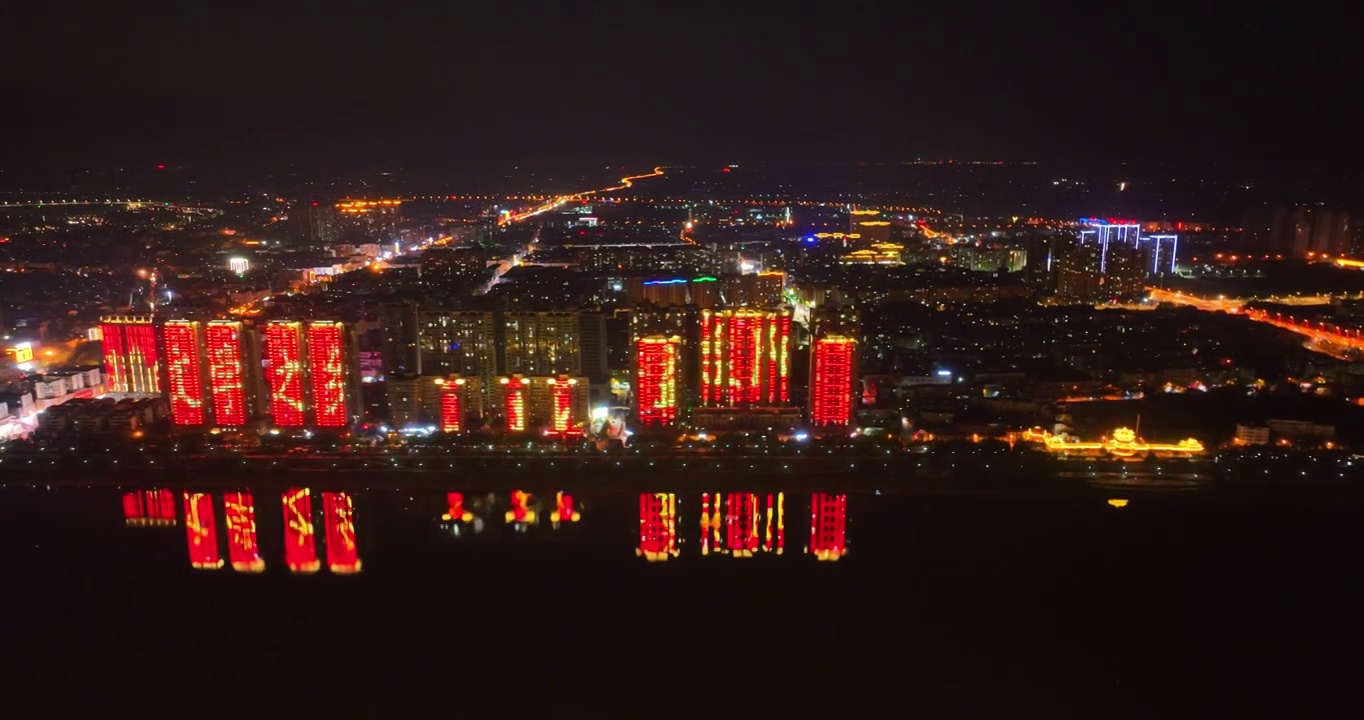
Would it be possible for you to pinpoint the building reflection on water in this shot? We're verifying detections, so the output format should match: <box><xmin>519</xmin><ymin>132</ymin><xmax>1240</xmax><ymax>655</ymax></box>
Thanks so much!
<box><xmin>641</xmin><ymin>492</ymin><xmax>849</xmax><ymax>562</ymax></box>
<box><xmin>119</xmin><ymin>489</ymin><xmax>855</xmax><ymax>571</ymax></box>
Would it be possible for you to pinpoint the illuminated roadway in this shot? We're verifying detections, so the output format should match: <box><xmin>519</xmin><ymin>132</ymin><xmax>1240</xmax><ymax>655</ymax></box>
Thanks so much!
<box><xmin>484</xmin><ymin>167</ymin><xmax>668</xmax><ymax>292</ymax></box>
<box><xmin>496</xmin><ymin>167</ymin><xmax>665</xmax><ymax>226</ymax></box>
<box><xmin>1146</xmin><ymin>287</ymin><xmax>1364</xmax><ymax>360</ymax></box>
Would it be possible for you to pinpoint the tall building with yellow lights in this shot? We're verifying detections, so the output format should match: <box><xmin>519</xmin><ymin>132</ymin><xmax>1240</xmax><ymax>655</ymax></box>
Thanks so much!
<box><xmin>699</xmin><ymin>307</ymin><xmax>792</xmax><ymax>407</ymax></box>
<box><xmin>809</xmin><ymin>308</ymin><xmax>859</xmax><ymax>427</ymax></box>
<box><xmin>848</xmin><ymin>208</ymin><xmax>892</xmax><ymax>246</ymax></box>
<box><xmin>630</xmin><ymin>307</ymin><xmax>696</xmax><ymax>425</ymax></box>
<box><xmin>100</xmin><ymin>315</ymin><xmax>162</xmax><ymax>395</ymax></box>
<box><xmin>335</xmin><ymin>199</ymin><xmax>402</xmax><ymax>242</ymax></box>
<box><xmin>496</xmin><ymin>374</ymin><xmax>589</xmax><ymax>433</ymax></box>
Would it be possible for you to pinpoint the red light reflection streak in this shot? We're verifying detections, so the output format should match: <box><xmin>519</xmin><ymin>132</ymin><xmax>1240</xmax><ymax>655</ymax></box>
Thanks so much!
<box><xmin>809</xmin><ymin>493</ymin><xmax>848</xmax><ymax>561</ymax></box>
<box><xmin>124</xmin><ymin>489</ymin><xmax>177</xmax><ymax>526</ymax></box>
<box><xmin>322</xmin><ymin>492</ymin><xmax>361</xmax><ymax>574</ymax></box>
<box><xmin>505</xmin><ymin>490</ymin><xmax>536</xmax><ymax>524</ymax></box>
<box><xmin>550</xmin><ymin>492</ymin><xmax>580</xmax><ymax>526</ymax></box>
<box><xmin>281</xmin><ymin>488</ymin><xmax>320</xmax><ymax>574</ymax></box>
<box><xmin>764</xmin><ymin>493</ymin><xmax>783</xmax><ymax>553</ymax></box>
<box><xmin>223</xmin><ymin>492</ymin><xmax>264</xmax><ymax>573</ymax></box>
<box><xmin>637</xmin><ymin>493</ymin><xmax>678</xmax><ymax>561</ymax></box>
<box><xmin>700</xmin><ymin>493</ymin><xmax>712</xmax><ymax>555</ymax></box>
<box><xmin>183</xmin><ymin>492</ymin><xmax>224</xmax><ymax>570</ymax></box>
<box><xmin>443</xmin><ymin>492</ymin><xmax>473</xmax><ymax>522</ymax></box>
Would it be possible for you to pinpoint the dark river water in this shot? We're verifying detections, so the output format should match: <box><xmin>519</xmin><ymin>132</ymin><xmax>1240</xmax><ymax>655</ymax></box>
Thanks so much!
<box><xmin>1</xmin><ymin>480</ymin><xmax>1361</xmax><ymax>710</ymax></box>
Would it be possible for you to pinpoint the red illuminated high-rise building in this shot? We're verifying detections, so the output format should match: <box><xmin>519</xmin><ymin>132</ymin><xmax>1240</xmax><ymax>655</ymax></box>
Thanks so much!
<box><xmin>100</xmin><ymin>315</ymin><xmax>162</xmax><ymax>394</ymax></box>
<box><xmin>264</xmin><ymin>321</ymin><xmax>308</xmax><ymax>426</ymax></box>
<box><xmin>205</xmin><ymin>320</ymin><xmax>259</xmax><ymax>427</ymax></box>
<box><xmin>161</xmin><ymin>320</ymin><xmax>209</xmax><ymax>426</ymax></box>
<box><xmin>629</xmin><ymin>306</ymin><xmax>694</xmax><ymax>426</ymax></box>
<box><xmin>699</xmin><ymin>308</ymin><xmax>792</xmax><ymax>407</ymax></box>
<box><xmin>157</xmin><ymin>317</ymin><xmax>262</xmax><ymax>427</ymax></box>
<box><xmin>436</xmin><ymin>375</ymin><xmax>472</xmax><ymax>433</ymax></box>
<box><xmin>306</xmin><ymin>321</ymin><xmax>348</xmax><ymax>427</ymax></box>
<box><xmin>635</xmin><ymin>336</ymin><xmax>681</xmax><ymax>426</ymax></box>
<box><xmin>496</xmin><ymin>374</ymin><xmax>589</xmax><ymax>433</ymax></box>
<box><xmin>808</xmin><ymin>308</ymin><xmax>859</xmax><ymax>427</ymax></box>
<box><xmin>262</xmin><ymin>320</ymin><xmax>359</xmax><ymax>427</ymax></box>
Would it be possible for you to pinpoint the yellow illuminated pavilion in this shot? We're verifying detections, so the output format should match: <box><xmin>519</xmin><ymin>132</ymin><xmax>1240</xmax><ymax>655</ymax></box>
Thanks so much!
<box><xmin>1021</xmin><ymin>426</ymin><xmax>1204</xmax><ymax>460</ymax></box>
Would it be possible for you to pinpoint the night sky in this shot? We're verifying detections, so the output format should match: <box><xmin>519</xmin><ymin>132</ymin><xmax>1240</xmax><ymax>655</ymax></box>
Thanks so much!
<box><xmin>3</xmin><ymin>4</ymin><xmax>1360</xmax><ymax>177</ymax></box>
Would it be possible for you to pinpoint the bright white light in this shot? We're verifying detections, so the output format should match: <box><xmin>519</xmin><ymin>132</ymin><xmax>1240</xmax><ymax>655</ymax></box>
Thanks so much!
<box><xmin>936</xmin><ymin>370</ymin><xmax>952</xmax><ymax>377</ymax></box>
<box><xmin>590</xmin><ymin>406</ymin><xmax>609</xmax><ymax>421</ymax></box>
<box><xmin>794</xmin><ymin>432</ymin><xmax>809</xmax><ymax>441</ymax></box>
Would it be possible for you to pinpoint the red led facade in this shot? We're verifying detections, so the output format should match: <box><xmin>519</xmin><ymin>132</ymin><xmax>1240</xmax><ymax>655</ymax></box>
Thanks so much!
<box><xmin>440</xmin><ymin>382</ymin><xmax>463</xmax><ymax>433</ymax></box>
<box><xmin>811</xmin><ymin>337</ymin><xmax>855</xmax><ymax>425</ymax></box>
<box><xmin>223</xmin><ymin>491</ymin><xmax>264</xmax><ymax>572</ymax></box>
<box><xmin>322</xmin><ymin>492</ymin><xmax>361</xmax><ymax>574</ymax></box>
<box><xmin>698</xmin><ymin>310</ymin><xmax>791</xmax><ymax>406</ymax></box>
<box><xmin>809</xmin><ymin>493</ymin><xmax>848</xmax><ymax>561</ymax></box>
<box><xmin>125</xmin><ymin>322</ymin><xmax>162</xmax><ymax>394</ymax></box>
<box><xmin>282</xmin><ymin>488</ymin><xmax>320</xmax><ymax>573</ymax></box>
<box><xmin>101</xmin><ymin>322</ymin><xmax>128</xmax><ymax>392</ymax></box>
<box><xmin>503</xmin><ymin>377</ymin><xmax>527</xmax><ymax>432</ymax></box>
<box><xmin>206</xmin><ymin>321</ymin><xmax>248</xmax><ymax>426</ymax></box>
<box><xmin>730</xmin><ymin>314</ymin><xmax>758</xmax><ymax>403</ymax></box>
<box><xmin>637</xmin><ymin>493</ymin><xmax>678</xmax><ymax>561</ymax></box>
<box><xmin>122</xmin><ymin>488</ymin><xmax>178</xmax><ymax>526</ymax></box>
<box><xmin>635</xmin><ymin>337</ymin><xmax>679</xmax><ymax>426</ymax></box>
<box><xmin>776</xmin><ymin>315</ymin><xmax>791</xmax><ymax>403</ymax></box>
<box><xmin>183</xmin><ymin>492</ymin><xmax>223</xmax><ymax>570</ymax></box>
<box><xmin>307</xmin><ymin>322</ymin><xmax>347</xmax><ymax>428</ymax></box>
<box><xmin>551</xmin><ymin>379</ymin><xmax>573</xmax><ymax>432</ymax></box>
<box><xmin>700</xmin><ymin>314</ymin><xmax>718</xmax><ymax>405</ymax></box>
<box><xmin>162</xmin><ymin>321</ymin><xmax>205</xmax><ymax>426</ymax></box>
<box><xmin>264</xmin><ymin>322</ymin><xmax>306</xmax><ymax>427</ymax></box>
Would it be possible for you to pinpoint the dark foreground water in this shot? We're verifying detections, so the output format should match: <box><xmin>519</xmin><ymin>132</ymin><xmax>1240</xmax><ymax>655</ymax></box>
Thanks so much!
<box><xmin>2</xmin><ymin>481</ymin><xmax>1362</xmax><ymax>710</ymax></box>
